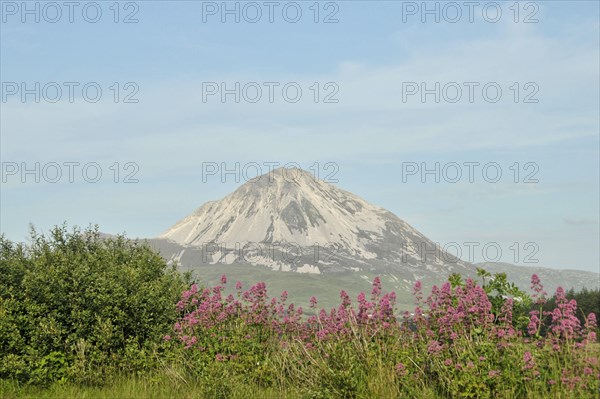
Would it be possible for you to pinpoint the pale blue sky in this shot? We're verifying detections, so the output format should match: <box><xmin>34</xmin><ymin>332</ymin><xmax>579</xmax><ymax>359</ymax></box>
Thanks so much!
<box><xmin>1</xmin><ymin>1</ymin><xmax>599</xmax><ymax>272</ymax></box>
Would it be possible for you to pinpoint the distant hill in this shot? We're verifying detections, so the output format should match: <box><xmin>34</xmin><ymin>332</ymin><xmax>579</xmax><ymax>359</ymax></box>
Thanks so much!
<box><xmin>476</xmin><ymin>262</ymin><xmax>599</xmax><ymax>294</ymax></box>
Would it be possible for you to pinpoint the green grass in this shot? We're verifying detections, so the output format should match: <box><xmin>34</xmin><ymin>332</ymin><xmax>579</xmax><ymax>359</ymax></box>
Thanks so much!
<box><xmin>0</xmin><ymin>375</ymin><xmax>303</xmax><ymax>399</ymax></box>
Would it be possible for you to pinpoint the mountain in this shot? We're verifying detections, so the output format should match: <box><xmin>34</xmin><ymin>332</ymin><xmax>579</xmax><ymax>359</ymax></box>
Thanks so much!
<box><xmin>148</xmin><ymin>167</ymin><xmax>598</xmax><ymax>308</ymax></box>
<box><xmin>155</xmin><ymin>167</ymin><xmax>473</xmax><ymax>277</ymax></box>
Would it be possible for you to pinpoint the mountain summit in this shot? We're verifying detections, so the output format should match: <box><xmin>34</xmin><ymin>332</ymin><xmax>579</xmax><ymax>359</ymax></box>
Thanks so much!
<box><xmin>161</xmin><ymin>167</ymin><xmax>408</xmax><ymax>250</ymax></box>
<box><xmin>157</xmin><ymin>167</ymin><xmax>473</xmax><ymax>279</ymax></box>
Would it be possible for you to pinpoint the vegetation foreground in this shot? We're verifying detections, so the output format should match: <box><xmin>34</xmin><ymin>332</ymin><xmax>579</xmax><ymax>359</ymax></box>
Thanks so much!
<box><xmin>1</xmin><ymin>227</ymin><xmax>599</xmax><ymax>398</ymax></box>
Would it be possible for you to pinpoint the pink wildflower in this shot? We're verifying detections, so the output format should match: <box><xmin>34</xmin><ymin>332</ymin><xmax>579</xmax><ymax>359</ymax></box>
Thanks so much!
<box><xmin>523</xmin><ymin>351</ymin><xmax>535</xmax><ymax>370</ymax></box>
<box><xmin>395</xmin><ymin>363</ymin><xmax>407</xmax><ymax>376</ymax></box>
<box><xmin>371</xmin><ymin>276</ymin><xmax>382</xmax><ymax>299</ymax></box>
<box><xmin>530</xmin><ymin>274</ymin><xmax>547</xmax><ymax>304</ymax></box>
<box><xmin>413</xmin><ymin>281</ymin><xmax>423</xmax><ymax>304</ymax></box>
<box><xmin>527</xmin><ymin>312</ymin><xmax>540</xmax><ymax>336</ymax></box>
<box><xmin>427</xmin><ymin>340</ymin><xmax>443</xmax><ymax>354</ymax></box>
<box><xmin>340</xmin><ymin>290</ymin><xmax>351</xmax><ymax>308</ymax></box>
<box><xmin>549</xmin><ymin>287</ymin><xmax>581</xmax><ymax>339</ymax></box>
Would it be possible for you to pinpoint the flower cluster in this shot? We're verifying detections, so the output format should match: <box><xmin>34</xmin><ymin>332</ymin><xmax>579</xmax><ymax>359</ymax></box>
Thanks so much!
<box><xmin>423</xmin><ymin>279</ymin><xmax>495</xmax><ymax>342</ymax></box>
<box><xmin>168</xmin><ymin>273</ymin><xmax>599</xmax><ymax>396</ymax></box>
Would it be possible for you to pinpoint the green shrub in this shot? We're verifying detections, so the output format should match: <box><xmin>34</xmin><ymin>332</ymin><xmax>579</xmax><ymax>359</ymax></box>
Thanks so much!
<box><xmin>0</xmin><ymin>225</ymin><xmax>188</xmax><ymax>385</ymax></box>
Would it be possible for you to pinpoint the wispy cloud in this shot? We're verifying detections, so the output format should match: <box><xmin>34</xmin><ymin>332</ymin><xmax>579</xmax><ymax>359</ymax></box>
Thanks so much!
<box><xmin>563</xmin><ymin>218</ymin><xmax>599</xmax><ymax>226</ymax></box>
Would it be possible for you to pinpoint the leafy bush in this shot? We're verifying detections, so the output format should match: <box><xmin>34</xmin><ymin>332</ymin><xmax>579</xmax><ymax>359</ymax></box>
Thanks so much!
<box><xmin>0</xmin><ymin>225</ymin><xmax>188</xmax><ymax>385</ymax></box>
